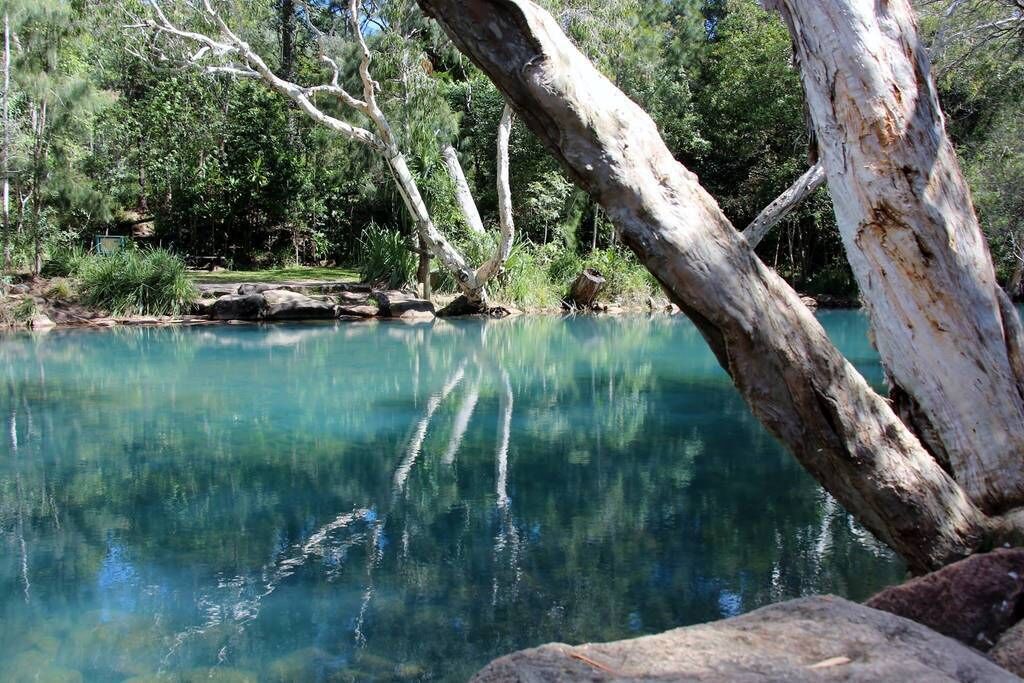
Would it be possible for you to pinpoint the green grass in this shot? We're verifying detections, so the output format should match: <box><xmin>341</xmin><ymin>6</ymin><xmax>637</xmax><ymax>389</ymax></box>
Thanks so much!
<box><xmin>190</xmin><ymin>266</ymin><xmax>360</xmax><ymax>284</ymax></box>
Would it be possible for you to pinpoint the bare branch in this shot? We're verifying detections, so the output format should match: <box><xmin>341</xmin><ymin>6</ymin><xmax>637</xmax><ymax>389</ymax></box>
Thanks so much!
<box><xmin>743</xmin><ymin>162</ymin><xmax>826</xmax><ymax>248</ymax></box>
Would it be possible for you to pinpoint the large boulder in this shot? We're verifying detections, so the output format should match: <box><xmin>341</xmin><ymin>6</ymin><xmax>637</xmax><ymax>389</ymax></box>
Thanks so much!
<box><xmin>30</xmin><ymin>314</ymin><xmax>56</xmax><ymax>330</ymax></box>
<box><xmin>372</xmin><ymin>290</ymin><xmax>435</xmax><ymax>319</ymax></box>
<box><xmin>261</xmin><ymin>289</ymin><xmax>336</xmax><ymax>320</ymax></box>
<box><xmin>209</xmin><ymin>294</ymin><xmax>266</xmax><ymax>321</ymax></box>
<box><xmin>471</xmin><ymin>596</ymin><xmax>1016</xmax><ymax>682</ymax></box>
<box><xmin>866</xmin><ymin>548</ymin><xmax>1024</xmax><ymax>650</ymax></box>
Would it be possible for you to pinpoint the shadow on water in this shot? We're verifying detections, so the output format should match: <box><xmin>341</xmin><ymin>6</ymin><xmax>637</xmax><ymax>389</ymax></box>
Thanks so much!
<box><xmin>0</xmin><ymin>315</ymin><xmax>905</xmax><ymax>681</ymax></box>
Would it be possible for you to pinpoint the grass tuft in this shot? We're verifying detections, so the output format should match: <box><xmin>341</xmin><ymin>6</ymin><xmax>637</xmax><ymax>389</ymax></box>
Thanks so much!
<box><xmin>78</xmin><ymin>248</ymin><xmax>197</xmax><ymax>316</ymax></box>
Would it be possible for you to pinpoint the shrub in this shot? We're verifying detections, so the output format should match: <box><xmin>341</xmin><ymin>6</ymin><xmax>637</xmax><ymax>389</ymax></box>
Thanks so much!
<box><xmin>44</xmin><ymin>279</ymin><xmax>74</xmax><ymax>300</ymax></box>
<box><xmin>358</xmin><ymin>223</ymin><xmax>417</xmax><ymax>290</ymax></box>
<box><xmin>41</xmin><ymin>245</ymin><xmax>87</xmax><ymax>278</ymax></box>
<box><xmin>12</xmin><ymin>297</ymin><xmax>38</xmax><ymax>324</ymax></box>
<box><xmin>78</xmin><ymin>248</ymin><xmax>197</xmax><ymax>316</ymax></box>
<box><xmin>492</xmin><ymin>239</ymin><xmax>560</xmax><ymax>309</ymax></box>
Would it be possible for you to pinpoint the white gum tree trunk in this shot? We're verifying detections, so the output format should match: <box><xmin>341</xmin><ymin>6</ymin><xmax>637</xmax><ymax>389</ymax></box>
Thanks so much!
<box><xmin>413</xmin><ymin>0</ymin><xmax>1021</xmax><ymax>571</ymax></box>
<box><xmin>763</xmin><ymin>1</ymin><xmax>1024</xmax><ymax>514</ymax></box>
<box><xmin>442</xmin><ymin>144</ymin><xmax>486</xmax><ymax>235</ymax></box>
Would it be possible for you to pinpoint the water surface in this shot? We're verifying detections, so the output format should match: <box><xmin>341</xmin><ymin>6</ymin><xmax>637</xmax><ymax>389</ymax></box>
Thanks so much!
<box><xmin>0</xmin><ymin>313</ymin><xmax>904</xmax><ymax>681</ymax></box>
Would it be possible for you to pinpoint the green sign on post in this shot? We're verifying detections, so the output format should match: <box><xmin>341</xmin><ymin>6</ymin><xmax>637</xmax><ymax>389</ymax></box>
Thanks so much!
<box><xmin>94</xmin><ymin>235</ymin><xmax>128</xmax><ymax>255</ymax></box>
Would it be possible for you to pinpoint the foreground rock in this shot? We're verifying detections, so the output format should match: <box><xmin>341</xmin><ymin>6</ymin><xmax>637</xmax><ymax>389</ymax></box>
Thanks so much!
<box><xmin>372</xmin><ymin>290</ymin><xmax>435</xmax><ymax>320</ymax></box>
<box><xmin>471</xmin><ymin>596</ymin><xmax>1016</xmax><ymax>682</ymax></box>
<box><xmin>866</xmin><ymin>547</ymin><xmax>1024</xmax><ymax>650</ymax></box>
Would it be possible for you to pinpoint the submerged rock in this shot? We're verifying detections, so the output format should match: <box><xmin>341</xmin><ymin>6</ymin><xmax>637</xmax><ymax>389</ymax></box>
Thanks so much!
<box><xmin>8</xmin><ymin>649</ymin><xmax>83</xmax><ymax>683</ymax></box>
<box><xmin>177</xmin><ymin>667</ymin><xmax>259</xmax><ymax>683</ymax></box>
<box><xmin>471</xmin><ymin>596</ymin><xmax>1015</xmax><ymax>682</ymax></box>
<box><xmin>267</xmin><ymin>646</ymin><xmax>352</xmax><ymax>682</ymax></box>
<box><xmin>866</xmin><ymin>547</ymin><xmax>1024</xmax><ymax>650</ymax></box>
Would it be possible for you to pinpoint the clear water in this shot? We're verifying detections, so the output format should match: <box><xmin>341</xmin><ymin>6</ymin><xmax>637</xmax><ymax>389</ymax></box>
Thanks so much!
<box><xmin>0</xmin><ymin>313</ymin><xmax>904</xmax><ymax>682</ymax></box>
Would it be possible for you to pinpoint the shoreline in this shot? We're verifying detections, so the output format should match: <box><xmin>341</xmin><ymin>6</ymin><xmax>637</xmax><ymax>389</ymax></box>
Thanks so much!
<box><xmin>1</xmin><ymin>276</ymin><xmax>862</xmax><ymax>332</ymax></box>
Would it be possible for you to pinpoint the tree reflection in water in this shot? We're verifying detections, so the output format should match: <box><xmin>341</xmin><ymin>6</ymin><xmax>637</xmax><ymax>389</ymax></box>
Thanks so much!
<box><xmin>0</xmin><ymin>317</ymin><xmax>904</xmax><ymax>681</ymax></box>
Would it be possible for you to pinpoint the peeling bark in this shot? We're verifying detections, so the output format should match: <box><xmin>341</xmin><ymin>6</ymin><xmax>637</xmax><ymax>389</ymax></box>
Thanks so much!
<box><xmin>415</xmin><ymin>0</ymin><xmax>995</xmax><ymax>571</ymax></box>
<box><xmin>764</xmin><ymin>0</ymin><xmax>1024</xmax><ymax>514</ymax></box>
<box><xmin>744</xmin><ymin>162</ymin><xmax>826</xmax><ymax>248</ymax></box>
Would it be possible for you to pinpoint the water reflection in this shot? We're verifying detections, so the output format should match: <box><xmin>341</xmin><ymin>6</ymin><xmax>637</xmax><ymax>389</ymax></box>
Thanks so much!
<box><xmin>0</xmin><ymin>316</ymin><xmax>904</xmax><ymax>681</ymax></box>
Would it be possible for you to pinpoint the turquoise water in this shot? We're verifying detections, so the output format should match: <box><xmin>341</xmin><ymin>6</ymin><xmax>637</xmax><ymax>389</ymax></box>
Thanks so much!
<box><xmin>0</xmin><ymin>313</ymin><xmax>904</xmax><ymax>681</ymax></box>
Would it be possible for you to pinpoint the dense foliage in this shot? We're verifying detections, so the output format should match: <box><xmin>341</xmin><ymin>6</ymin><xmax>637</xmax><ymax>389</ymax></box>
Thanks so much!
<box><xmin>0</xmin><ymin>0</ymin><xmax>1020</xmax><ymax>299</ymax></box>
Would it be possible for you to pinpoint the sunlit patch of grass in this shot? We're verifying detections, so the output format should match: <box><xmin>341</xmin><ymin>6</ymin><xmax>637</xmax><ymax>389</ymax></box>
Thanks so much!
<box><xmin>191</xmin><ymin>266</ymin><xmax>360</xmax><ymax>284</ymax></box>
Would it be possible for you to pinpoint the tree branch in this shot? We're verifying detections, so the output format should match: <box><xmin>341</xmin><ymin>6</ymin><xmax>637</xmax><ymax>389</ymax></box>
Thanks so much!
<box><xmin>743</xmin><ymin>162</ymin><xmax>826</xmax><ymax>248</ymax></box>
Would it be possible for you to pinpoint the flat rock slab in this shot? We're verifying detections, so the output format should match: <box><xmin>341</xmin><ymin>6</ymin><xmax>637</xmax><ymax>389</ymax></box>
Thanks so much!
<box><xmin>197</xmin><ymin>281</ymin><xmax>370</xmax><ymax>297</ymax></box>
<box><xmin>866</xmin><ymin>548</ymin><xmax>1024</xmax><ymax>650</ymax></box>
<box><xmin>261</xmin><ymin>290</ymin><xmax>336</xmax><ymax>320</ymax></box>
<box><xmin>471</xmin><ymin>596</ymin><xmax>1018</xmax><ymax>682</ymax></box>
<box><xmin>336</xmin><ymin>304</ymin><xmax>378</xmax><ymax>318</ymax></box>
<box><xmin>372</xmin><ymin>290</ymin><xmax>435</xmax><ymax>319</ymax></box>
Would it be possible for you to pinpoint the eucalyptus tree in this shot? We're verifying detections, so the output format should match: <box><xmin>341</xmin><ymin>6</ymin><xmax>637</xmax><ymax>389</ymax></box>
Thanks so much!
<box><xmin>415</xmin><ymin>0</ymin><xmax>1024</xmax><ymax>571</ymax></box>
<box><xmin>132</xmin><ymin>0</ymin><xmax>514</xmax><ymax>309</ymax></box>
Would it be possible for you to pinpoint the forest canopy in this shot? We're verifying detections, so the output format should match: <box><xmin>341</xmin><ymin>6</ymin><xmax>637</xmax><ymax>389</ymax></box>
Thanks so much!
<box><xmin>0</xmin><ymin>0</ymin><xmax>1021</xmax><ymax>301</ymax></box>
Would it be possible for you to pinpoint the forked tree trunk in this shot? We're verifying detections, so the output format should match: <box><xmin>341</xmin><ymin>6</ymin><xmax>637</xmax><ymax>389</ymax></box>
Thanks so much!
<box><xmin>415</xmin><ymin>0</ymin><xmax>1005</xmax><ymax>571</ymax></box>
<box><xmin>764</xmin><ymin>1</ymin><xmax>1024</xmax><ymax>515</ymax></box>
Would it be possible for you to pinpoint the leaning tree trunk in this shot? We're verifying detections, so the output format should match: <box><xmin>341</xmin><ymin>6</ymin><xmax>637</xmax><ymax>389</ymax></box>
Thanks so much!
<box><xmin>744</xmin><ymin>162</ymin><xmax>825</xmax><ymax>248</ymax></box>
<box><xmin>415</xmin><ymin>0</ymin><xmax>1006</xmax><ymax>572</ymax></box>
<box><xmin>764</xmin><ymin>1</ymin><xmax>1024</xmax><ymax>515</ymax></box>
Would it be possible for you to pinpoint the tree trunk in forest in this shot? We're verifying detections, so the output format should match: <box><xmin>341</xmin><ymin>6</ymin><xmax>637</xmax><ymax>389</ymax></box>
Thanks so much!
<box><xmin>417</xmin><ymin>235</ymin><xmax>431</xmax><ymax>301</ymax></box>
<box><xmin>279</xmin><ymin>0</ymin><xmax>296</xmax><ymax>83</ymax></box>
<box><xmin>442</xmin><ymin>144</ymin><xmax>486</xmax><ymax>235</ymax></box>
<box><xmin>744</xmin><ymin>162</ymin><xmax>825</xmax><ymax>248</ymax></box>
<box><xmin>764</xmin><ymin>1</ymin><xmax>1024</xmax><ymax>515</ymax></box>
<box><xmin>414</xmin><ymin>0</ymin><xmax>1009</xmax><ymax>572</ymax></box>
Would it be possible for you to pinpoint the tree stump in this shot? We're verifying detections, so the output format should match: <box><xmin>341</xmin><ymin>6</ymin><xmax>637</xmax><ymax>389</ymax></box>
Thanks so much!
<box><xmin>568</xmin><ymin>268</ymin><xmax>606</xmax><ymax>308</ymax></box>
